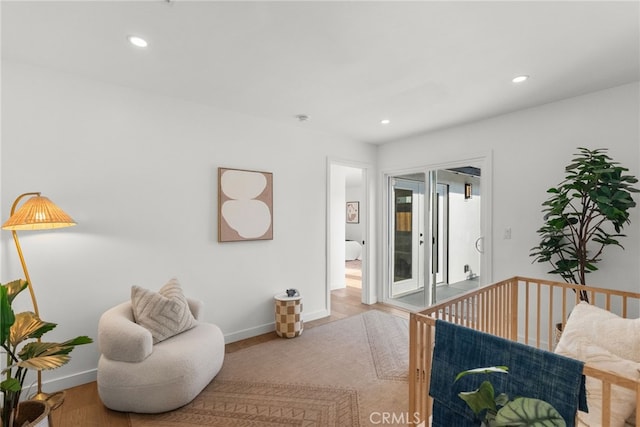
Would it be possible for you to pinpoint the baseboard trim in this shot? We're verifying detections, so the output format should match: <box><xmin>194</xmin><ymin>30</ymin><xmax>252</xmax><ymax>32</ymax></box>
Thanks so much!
<box><xmin>36</xmin><ymin>368</ymin><xmax>97</xmax><ymax>393</ymax></box>
<box><xmin>304</xmin><ymin>309</ymin><xmax>330</xmax><ymax>322</ymax></box>
<box><xmin>224</xmin><ymin>322</ymin><xmax>275</xmax><ymax>344</ymax></box>
<box><xmin>224</xmin><ymin>309</ymin><xmax>331</xmax><ymax>344</ymax></box>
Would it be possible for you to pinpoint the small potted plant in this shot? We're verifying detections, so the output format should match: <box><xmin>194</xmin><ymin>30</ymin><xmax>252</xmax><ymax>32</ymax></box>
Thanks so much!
<box><xmin>455</xmin><ymin>366</ymin><xmax>565</xmax><ymax>426</ymax></box>
<box><xmin>1</xmin><ymin>279</ymin><xmax>92</xmax><ymax>427</ymax></box>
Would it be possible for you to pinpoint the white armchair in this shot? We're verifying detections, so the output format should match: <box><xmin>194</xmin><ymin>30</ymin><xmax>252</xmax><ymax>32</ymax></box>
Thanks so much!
<box><xmin>97</xmin><ymin>298</ymin><xmax>224</xmax><ymax>413</ymax></box>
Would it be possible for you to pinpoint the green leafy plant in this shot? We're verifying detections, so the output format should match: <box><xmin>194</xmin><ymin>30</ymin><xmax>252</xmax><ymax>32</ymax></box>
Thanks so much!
<box><xmin>1</xmin><ymin>279</ymin><xmax>92</xmax><ymax>427</ymax></box>
<box><xmin>455</xmin><ymin>366</ymin><xmax>565</xmax><ymax>427</ymax></box>
<box><xmin>530</xmin><ymin>147</ymin><xmax>638</xmax><ymax>299</ymax></box>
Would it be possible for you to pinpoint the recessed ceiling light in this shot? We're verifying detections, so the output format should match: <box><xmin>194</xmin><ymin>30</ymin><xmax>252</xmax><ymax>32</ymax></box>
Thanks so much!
<box><xmin>295</xmin><ymin>114</ymin><xmax>310</xmax><ymax>122</ymax></box>
<box><xmin>380</xmin><ymin>119</ymin><xmax>391</xmax><ymax>125</ymax></box>
<box><xmin>127</xmin><ymin>35</ymin><xmax>148</xmax><ymax>48</ymax></box>
<box><xmin>512</xmin><ymin>75</ymin><xmax>529</xmax><ymax>83</ymax></box>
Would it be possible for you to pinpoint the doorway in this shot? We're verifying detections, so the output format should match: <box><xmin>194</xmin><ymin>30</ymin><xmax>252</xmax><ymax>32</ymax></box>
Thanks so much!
<box><xmin>327</xmin><ymin>160</ymin><xmax>372</xmax><ymax>315</ymax></box>
<box><xmin>345</xmin><ymin>167</ymin><xmax>364</xmax><ymax>291</ymax></box>
<box><xmin>384</xmin><ymin>159</ymin><xmax>489</xmax><ymax>310</ymax></box>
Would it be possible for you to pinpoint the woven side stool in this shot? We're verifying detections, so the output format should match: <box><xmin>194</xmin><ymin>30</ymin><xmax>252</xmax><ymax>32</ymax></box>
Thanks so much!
<box><xmin>274</xmin><ymin>293</ymin><xmax>303</xmax><ymax>338</ymax></box>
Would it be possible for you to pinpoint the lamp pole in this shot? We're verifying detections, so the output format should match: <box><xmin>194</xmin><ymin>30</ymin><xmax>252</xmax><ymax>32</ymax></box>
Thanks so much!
<box><xmin>8</xmin><ymin>192</ymin><xmax>42</xmax><ymax>317</ymax></box>
<box><xmin>2</xmin><ymin>192</ymin><xmax>77</xmax><ymax>406</ymax></box>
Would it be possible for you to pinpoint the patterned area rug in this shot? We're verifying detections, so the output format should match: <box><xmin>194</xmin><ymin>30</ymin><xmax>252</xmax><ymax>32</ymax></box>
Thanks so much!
<box><xmin>363</xmin><ymin>310</ymin><xmax>409</xmax><ymax>381</ymax></box>
<box><xmin>131</xmin><ymin>381</ymin><xmax>359</xmax><ymax>426</ymax></box>
<box><xmin>130</xmin><ymin>310</ymin><xmax>409</xmax><ymax>426</ymax></box>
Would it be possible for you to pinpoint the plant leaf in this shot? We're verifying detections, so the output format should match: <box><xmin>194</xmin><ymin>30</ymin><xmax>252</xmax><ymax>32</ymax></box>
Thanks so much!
<box><xmin>0</xmin><ymin>378</ymin><xmax>21</xmax><ymax>392</ymax></box>
<box><xmin>10</xmin><ymin>312</ymin><xmax>57</xmax><ymax>347</ymax></box>
<box><xmin>495</xmin><ymin>393</ymin><xmax>510</xmax><ymax>407</ymax></box>
<box><xmin>458</xmin><ymin>380</ymin><xmax>497</xmax><ymax>416</ymax></box>
<box><xmin>0</xmin><ymin>285</ymin><xmax>15</xmax><ymax>347</ymax></box>
<box><xmin>4</xmin><ymin>279</ymin><xmax>28</xmax><ymax>304</ymax></box>
<box><xmin>18</xmin><ymin>336</ymin><xmax>92</xmax><ymax>362</ymax></box>
<box><xmin>494</xmin><ymin>397</ymin><xmax>566</xmax><ymax>426</ymax></box>
<box><xmin>455</xmin><ymin>366</ymin><xmax>509</xmax><ymax>382</ymax></box>
<box><xmin>15</xmin><ymin>354</ymin><xmax>71</xmax><ymax>371</ymax></box>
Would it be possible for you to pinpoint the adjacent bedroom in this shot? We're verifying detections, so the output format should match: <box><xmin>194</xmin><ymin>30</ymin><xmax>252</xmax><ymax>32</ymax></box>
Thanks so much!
<box><xmin>344</xmin><ymin>168</ymin><xmax>364</xmax><ymax>291</ymax></box>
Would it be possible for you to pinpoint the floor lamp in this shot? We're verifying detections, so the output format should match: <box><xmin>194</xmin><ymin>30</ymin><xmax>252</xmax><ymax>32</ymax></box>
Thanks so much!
<box><xmin>1</xmin><ymin>192</ymin><xmax>76</xmax><ymax>406</ymax></box>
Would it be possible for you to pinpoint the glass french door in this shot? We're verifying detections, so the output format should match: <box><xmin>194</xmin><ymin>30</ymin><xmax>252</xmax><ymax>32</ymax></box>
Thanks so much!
<box><xmin>387</xmin><ymin>165</ymin><xmax>484</xmax><ymax>309</ymax></box>
<box><xmin>390</xmin><ymin>177</ymin><xmax>425</xmax><ymax>297</ymax></box>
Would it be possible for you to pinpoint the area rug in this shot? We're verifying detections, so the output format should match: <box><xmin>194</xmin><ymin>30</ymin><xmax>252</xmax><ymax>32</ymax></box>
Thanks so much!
<box><xmin>130</xmin><ymin>310</ymin><xmax>409</xmax><ymax>426</ymax></box>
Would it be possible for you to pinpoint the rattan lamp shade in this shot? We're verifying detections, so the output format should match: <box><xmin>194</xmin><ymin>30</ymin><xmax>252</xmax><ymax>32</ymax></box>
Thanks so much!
<box><xmin>2</xmin><ymin>196</ymin><xmax>76</xmax><ymax>230</ymax></box>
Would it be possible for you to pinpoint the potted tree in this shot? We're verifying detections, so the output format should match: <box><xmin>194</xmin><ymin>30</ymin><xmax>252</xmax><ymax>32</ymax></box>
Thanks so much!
<box><xmin>530</xmin><ymin>147</ymin><xmax>638</xmax><ymax>300</ymax></box>
<box><xmin>1</xmin><ymin>279</ymin><xmax>92</xmax><ymax>427</ymax></box>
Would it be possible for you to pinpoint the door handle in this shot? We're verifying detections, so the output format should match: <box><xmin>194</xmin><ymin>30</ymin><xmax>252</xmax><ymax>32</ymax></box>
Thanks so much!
<box><xmin>474</xmin><ymin>237</ymin><xmax>484</xmax><ymax>254</ymax></box>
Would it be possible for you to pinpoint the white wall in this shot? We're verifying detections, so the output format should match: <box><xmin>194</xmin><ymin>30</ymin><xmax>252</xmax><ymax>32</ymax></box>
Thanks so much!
<box><xmin>0</xmin><ymin>61</ymin><xmax>377</xmax><ymax>390</ymax></box>
<box><xmin>378</xmin><ymin>82</ymin><xmax>640</xmax><ymax>294</ymax></box>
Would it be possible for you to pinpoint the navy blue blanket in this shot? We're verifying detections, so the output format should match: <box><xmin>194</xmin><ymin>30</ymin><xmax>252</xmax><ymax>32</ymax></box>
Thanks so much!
<box><xmin>429</xmin><ymin>319</ymin><xmax>586</xmax><ymax>427</ymax></box>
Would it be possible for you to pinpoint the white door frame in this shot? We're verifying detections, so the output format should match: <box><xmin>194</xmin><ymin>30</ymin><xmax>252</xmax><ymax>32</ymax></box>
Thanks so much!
<box><xmin>326</xmin><ymin>158</ymin><xmax>374</xmax><ymax>315</ymax></box>
<box><xmin>434</xmin><ymin>182</ymin><xmax>449</xmax><ymax>285</ymax></box>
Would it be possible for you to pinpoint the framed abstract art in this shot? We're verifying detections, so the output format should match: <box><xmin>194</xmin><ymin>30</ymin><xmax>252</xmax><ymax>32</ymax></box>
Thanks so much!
<box><xmin>346</xmin><ymin>201</ymin><xmax>359</xmax><ymax>224</ymax></box>
<box><xmin>218</xmin><ymin>167</ymin><xmax>273</xmax><ymax>242</ymax></box>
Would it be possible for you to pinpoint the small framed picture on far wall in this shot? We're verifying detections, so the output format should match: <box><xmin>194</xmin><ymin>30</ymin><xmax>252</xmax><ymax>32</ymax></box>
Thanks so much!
<box><xmin>346</xmin><ymin>201</ymin><xmax>359</xmax><ymax>224</ymax></box>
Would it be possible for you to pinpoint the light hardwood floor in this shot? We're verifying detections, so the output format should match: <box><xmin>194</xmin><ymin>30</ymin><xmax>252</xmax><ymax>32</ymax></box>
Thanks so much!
<box><xmin>49</xmin><ymin>286</ymin><xmax>409</xmax><ymax>426</ymax></box>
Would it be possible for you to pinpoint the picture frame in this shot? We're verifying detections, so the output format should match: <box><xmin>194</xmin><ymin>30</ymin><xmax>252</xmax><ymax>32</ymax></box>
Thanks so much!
<box><xmin>346</xmin><ymin>201</ymin><xmax>359</xmax><ymax>224</ymax></box>
<box><xmin>218</xmin><ymin>167</ymin><xmax>273</xmax><ymax>242</ymax></box>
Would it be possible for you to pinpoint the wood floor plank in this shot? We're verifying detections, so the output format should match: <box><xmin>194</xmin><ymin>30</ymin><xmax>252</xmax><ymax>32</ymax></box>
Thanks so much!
<box><xmin>49</xmin><ymin>288</ymin><xmax>408</xmax><ymax>426</ymax></box>
<box><xmin>49</xmin><ymin>382</ymin><xmax>130</xmax><ymax>427</ymax></box>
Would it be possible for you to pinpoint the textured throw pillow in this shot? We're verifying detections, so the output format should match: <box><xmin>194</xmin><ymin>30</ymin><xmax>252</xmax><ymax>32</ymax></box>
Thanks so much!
<box><xmin>555</xmin><ymin>302</ymin><xmax>640</xmax><ymax>427</ymax></box>
<box><xmin>131</xmin><ymin>278</ymin><xmax>197</xmax><ymax>344</ymax></box>
<box><xmin>573</xmin><ymin>342</ymin><xmax>640</xmax><ymax>427</ymax></box>
<box><xmin>555</xmin><ymin>302</ymin><xmax>640</xmax><ymax>363</ymax></box>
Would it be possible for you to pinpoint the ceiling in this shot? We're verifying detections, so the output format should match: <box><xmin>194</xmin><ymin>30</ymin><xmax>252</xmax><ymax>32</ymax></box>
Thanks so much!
<box><xmin>2</xmin><ymin>1</ymin><xmax>639</xmax><ymax>144</ymax></box>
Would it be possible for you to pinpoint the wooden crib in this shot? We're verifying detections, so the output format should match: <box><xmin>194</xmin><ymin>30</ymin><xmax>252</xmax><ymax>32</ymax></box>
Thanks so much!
<box><xmin>409</xmin><ymin>276</ymin><xmax>640</xmax><ymax>427</ymax></box>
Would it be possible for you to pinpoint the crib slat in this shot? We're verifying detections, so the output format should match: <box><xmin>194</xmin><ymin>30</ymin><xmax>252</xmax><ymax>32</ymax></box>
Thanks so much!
<box><xmin>509</xmin><ymin>279</ymin><xmax>518</xmax><ymax>342</ymax></box>
<box><xmin>536</xmin><ymin>283</ymin><xmax>541</xmax><ymax>348</ymax></box>
<box><xmin>409</xmin><ymin>312</ymin><xmax>417</xmax><ymax>420</ymax></box>
<box><xmin>525</xmin><ymin>280</ymin><xmax>530</xmax><ymax>345</ymax></box>
<box><xmin>548</xmin><ymin>285</ymin><xmax>554</xmax><ymax>351</ymax></box>
<box><xmin>602</xmin><ymin>381</ymin><xmax>611</xmax><ymax>427</ymax></box>
<box><xmin>636</xmin><ymin>382</ymin><xmax>640</xmax><ymax>426</ymax></box>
